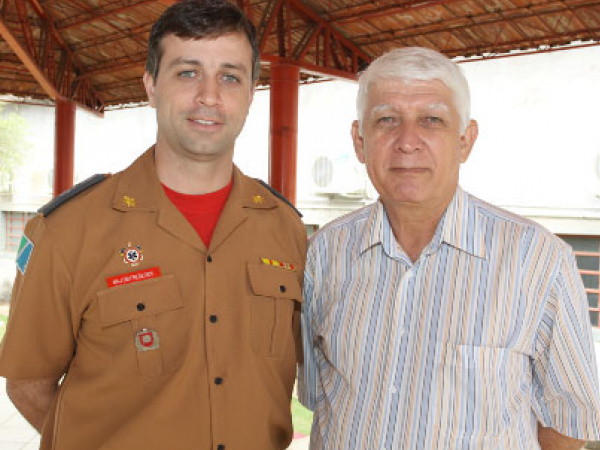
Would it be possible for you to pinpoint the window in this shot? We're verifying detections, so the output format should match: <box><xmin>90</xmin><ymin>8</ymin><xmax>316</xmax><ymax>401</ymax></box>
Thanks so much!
<box><xmin>559</xmin><ymin>235</ymin><xmax>600</xmax><ymax>328</ymax></box>
<box><xmin>4</xmin><ymin>211</ymin><xmax>36</xmax><ymax>253</ymax></box>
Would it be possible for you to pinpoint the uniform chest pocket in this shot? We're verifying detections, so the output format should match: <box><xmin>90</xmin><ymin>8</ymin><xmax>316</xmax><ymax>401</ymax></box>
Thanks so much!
<box><xmin>97</xmin><ymin>275</ymin><xmax>186</xmax><ymax>379</ymax></box>
<box><xmin>248</xmin><ymin>263</ymin><xmax>302</xmax><ymax>358</ymax></box>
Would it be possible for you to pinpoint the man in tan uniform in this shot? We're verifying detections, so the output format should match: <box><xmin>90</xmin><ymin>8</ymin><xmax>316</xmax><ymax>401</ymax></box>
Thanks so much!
<box><xmin>0</xmin><ymin>1</ymin><xmax>307</xmax><ymax>449</ymax></box>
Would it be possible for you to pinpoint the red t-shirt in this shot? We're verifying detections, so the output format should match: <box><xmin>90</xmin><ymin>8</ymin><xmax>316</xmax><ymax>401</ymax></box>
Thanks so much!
<box><xmin>162</xmin><ymin>181</ymin><xmax>233</xmax><ymax>247</ymax></box>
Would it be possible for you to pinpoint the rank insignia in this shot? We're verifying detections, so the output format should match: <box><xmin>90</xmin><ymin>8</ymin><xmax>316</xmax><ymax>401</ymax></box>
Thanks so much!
<box><xmin>123</xmin><ymin>196</ymin><xmax>136</xmax><ymax>208</ymax></box>
<box><xmin>252</xmin><ymin>195</ymin><xmax>264</xmax><ymax>204</ymax></box>
<box><xmin>120</xmin><ymin>243</ymin><xmax>143</xmax><ymax>266</ymax></box>
<box><xmin>261</xmin><ymin>257</ymin><xmax>295</xmax><ymax>270</ymax></box>
<box><xmin>135</xmin><ymin>329</ymin><xmax>160</xmax><ymax>352</ymax></box>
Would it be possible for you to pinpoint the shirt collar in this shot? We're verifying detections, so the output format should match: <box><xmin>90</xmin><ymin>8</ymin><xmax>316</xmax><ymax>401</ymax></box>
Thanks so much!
<box><xmin>437</xmin><ymin>186</ymin><xmax>486</xmax><ymax>259</ymax></box>
<box><xmin>359</xmin><ymin>186</ymin><xmax>486</xmax><ymax>260</ymax></box>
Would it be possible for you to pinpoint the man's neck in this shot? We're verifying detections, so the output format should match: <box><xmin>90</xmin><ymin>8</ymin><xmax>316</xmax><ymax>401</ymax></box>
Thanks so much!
<box><xmin>154</xmin><ymin>146</ymin><xmax>234</xmax><ymax>195</ymax></box>
<box><xmin>383</xmin><ymin>196</ymin><xmax>452</xmax><ymax>263</ymax></box>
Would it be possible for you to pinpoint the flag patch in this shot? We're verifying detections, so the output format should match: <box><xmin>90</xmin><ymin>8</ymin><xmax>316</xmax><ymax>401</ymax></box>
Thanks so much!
<box><xmin>16</xmin><ymin>235</ymin><xmax>34</xmax><ymax>275</ymax></box>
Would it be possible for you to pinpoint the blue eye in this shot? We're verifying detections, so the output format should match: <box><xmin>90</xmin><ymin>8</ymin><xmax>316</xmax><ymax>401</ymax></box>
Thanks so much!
<box><xmin>423</xmin><ymin>116</ymin><xmax>444</xmax><ymax>126</ymax></box>
<box><xmin>178</xmin><ymin>70</ymin><xmax>196</xmax><ymax>78</ymax></box>
<box><xmin>377</xmin><ymin>116</ymin><xmax>397</xmax><ymax>125</ymax></box>
<box><xmin>222</xmin><ymin>74</ymin><xmax>241</xmax><ymax>83</ymax></box>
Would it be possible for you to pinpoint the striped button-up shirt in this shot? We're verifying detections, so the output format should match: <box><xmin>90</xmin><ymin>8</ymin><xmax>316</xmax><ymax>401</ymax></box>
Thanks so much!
<box><xmin>298</xmin><ymin>187</ymin><xmax>600</xmax><ymax>450</ymax></box>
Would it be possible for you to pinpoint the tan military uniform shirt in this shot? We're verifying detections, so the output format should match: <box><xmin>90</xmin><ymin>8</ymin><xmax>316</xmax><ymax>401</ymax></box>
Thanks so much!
<box><xmin>0</xmin><ymin>148</ymin><xmax>307</xmax><ymax>450</ymax></box>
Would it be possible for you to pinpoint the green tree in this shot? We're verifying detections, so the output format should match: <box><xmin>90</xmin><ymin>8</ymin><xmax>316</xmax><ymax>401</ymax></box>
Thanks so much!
<box><xmin>0</xmin><ymin>103</ymin><xmax>30</xmax><ymax>193</ymax></box>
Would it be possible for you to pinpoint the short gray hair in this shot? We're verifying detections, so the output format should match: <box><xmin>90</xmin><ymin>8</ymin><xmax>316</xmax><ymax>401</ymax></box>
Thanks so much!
<box><xmin>356</xmin><ymin>47</ymin><xmax>471</xmax><ymax>134</ymax></box>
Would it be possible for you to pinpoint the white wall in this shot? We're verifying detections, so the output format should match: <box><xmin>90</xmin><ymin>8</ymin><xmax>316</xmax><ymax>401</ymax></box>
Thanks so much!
<box><xmin>7</xmin><ymin>45</ymin><xmax>600</xmax><ymax>227</ymax></box>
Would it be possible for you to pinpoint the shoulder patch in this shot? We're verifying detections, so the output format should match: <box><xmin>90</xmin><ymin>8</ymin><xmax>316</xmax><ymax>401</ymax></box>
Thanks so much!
<box><xmin>38</xmin><ymin>174</ymin><xmax>108</xmax><ymax>217</ymax></box>
<box><xmin>16</xmin><ymin>234</ymin><xmax>34</xmax><ymax>275</ymax></box>
<box><xmin>256</xmin><ymin>179</ymin><xmax>302</xmax><ymax>218</ymax></box>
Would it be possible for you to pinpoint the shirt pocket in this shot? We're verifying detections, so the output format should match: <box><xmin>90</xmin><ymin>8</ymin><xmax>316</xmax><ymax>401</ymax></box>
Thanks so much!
<box><xmin>435</xmin><ymin>343</ymin><xmax>527</xmax><ymax>445</ymax></box>
<box><xmin>96</xmin><ymin>275</ymin><xmax>186</xmax><ymax>380</ymax></box>
<box><xmin>247</xmin><ymin>262</ymin><xmax>302</xmax><ymax>358</ymax></box>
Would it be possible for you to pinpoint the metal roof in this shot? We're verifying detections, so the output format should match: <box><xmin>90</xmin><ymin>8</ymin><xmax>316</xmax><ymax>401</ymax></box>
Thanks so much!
<box><xmin>1</xmin><ymin>0</ymin><xmax>599</xmax><ymax>112</ymax></box>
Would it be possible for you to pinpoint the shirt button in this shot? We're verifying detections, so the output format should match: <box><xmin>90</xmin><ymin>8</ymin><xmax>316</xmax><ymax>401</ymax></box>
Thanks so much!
<box><xmin>214</xmin><ymin>377</ymin><xmax>223</xmax><ymax>385</ymax></box>
<box><xmin>209</xmin><ymin>315</ymin><xmax>218</xmax><ymax>323</ymax></box>
<box><xmin>217</xmin><ymin>445</ymin><xmax>225</xmax><ymax>450</ymax></box>
<box><xmin>279</xmin><ymin>285</ymin><xmax>286</xmax><ymax>293</ymax></box>
<box><xmin>136</xmin><ymin>303</ymin><xmax>145</xmax><ymax>311</ymax></box>
<box><xmin>207</xmin><ymin>255</ymin><xmax>213</xmax><ymax>263</ymax></box>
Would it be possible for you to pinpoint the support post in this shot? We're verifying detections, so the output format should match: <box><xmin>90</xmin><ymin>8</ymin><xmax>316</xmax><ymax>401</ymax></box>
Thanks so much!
<box><xmin>54</xmin><ymin>99</ymin><xmax>76</xmax><ymax>196</ymax></box>
<box><xmin>269</xmin><ymin>63</ymin><xmax>299</xmax><ymax>205</ymax></box>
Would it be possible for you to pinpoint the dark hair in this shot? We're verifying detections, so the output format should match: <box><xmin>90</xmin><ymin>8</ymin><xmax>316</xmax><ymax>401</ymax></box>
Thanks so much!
<box><xmin>146</xmin><ymin>0</ymin><xmax>260</xmax><ymax>83</ymax></box>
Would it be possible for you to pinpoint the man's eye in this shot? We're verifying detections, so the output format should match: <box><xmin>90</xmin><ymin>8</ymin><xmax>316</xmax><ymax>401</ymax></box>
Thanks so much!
<box><xmin>222</xmin><ymin>74</ymin><xmax>241</xmax><ymax>83</ymax></box>
<box><xmin>376</xmin><ymin>116</ymin><xmax>397</xmax><ymax>125</ymax></box>
<box><xmin>178</xmin><ymin>70</ymin><xmax>196</xmax><ymax>78</ymax></box>
<box><xmin>421</xmin><ymin>116</ymin><xmax>445</xmax><ymax>127</ymax></box>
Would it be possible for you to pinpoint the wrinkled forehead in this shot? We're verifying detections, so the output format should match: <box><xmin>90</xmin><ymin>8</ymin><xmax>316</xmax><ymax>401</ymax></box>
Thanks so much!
<box><xmin>369</xmin><ymin>101</ymin><xmax>451</xmax><ymax>115</ymax></box>
<box><xmin>366</xmin><ymin>78</ymin><xmax>457</xmax><ymax>110</ymax></box>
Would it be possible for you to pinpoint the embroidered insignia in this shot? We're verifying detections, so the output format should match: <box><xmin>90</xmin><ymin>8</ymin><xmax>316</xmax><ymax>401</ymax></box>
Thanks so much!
<box><xmin>106</xmin><ymin>267</ymin><xmax>161</xmax><ymax>288</ymax></box>
<box><xmin>123</xmin><ymin>196</ymin><xmax>136</xmax><ymax>208</ymax></box>
<box><xmin>120</xmin><ymin>243</ymin><xmax>143</xmax><ymax>266</ymax></box>
<box><xmin>135</xmin><ymin>329</ymin><xmax>160</xmax><ymax>352</ymax></box>
<box><xmin>261</xmin><ymin>257</ymin><xmax>295</xmax><ymax>270</ymax></box>
<box><xmin>16</xmin><ymin>234</ymin><xmax>34</xmax><ymax>275</ymax></box>
<box><xmin>252</xmin><ymin>195</ymin><xmax>264</xmax><ymax>204</ymax></box>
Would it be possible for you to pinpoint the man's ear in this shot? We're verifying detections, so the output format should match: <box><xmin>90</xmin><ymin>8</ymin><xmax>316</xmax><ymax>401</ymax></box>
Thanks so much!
<box><xmin>459</xmin><ymin>119</ymin><xmax>478</xmax><ymax>163</ymax></box>
<box><xmin>352</xmin><ymin>120</ymin><xmax>366</xmax><ymax>164</ymax></box>
<box><xmin>143</xmin><ymin>72</ymin><xmax>157</xmax><ymax>108</ymax></box>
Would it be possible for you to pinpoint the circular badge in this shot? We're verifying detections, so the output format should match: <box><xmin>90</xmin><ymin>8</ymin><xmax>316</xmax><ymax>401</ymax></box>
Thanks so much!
<box><xmin>120</xmin><ymin>244</ymin><xmax>143</xmax><ymax>266</ymax></box>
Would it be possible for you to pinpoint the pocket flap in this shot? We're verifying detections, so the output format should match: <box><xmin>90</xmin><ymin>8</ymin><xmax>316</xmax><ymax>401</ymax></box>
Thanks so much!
<box><xmin>97</xmin><ymin>274</ymin><xmax>182</xmax><ymax>326</ymax></box>
<box><xmin>248</xmin><ymin>263</ymin><xmax>302</xmax><ymax>302</ymax></box>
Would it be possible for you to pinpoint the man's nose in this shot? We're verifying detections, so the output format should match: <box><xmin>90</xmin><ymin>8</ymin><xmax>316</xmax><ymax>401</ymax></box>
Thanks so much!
<box><xmin>195</xmin><ymin>77</ymin><xmax>221</xmax><ymax>106</ymax></box>
<box><xmin>394</xmin><ymin>121</ymin><xmax>422</xmax><ymax>153</ymax></box>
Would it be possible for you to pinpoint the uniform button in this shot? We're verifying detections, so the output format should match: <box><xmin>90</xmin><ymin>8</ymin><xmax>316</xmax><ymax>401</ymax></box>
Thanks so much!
<box><xmin>217</xmin><ymin>445</ymin><xmax>225</xmax><ymax>450</ymax></box>
<box><xmin>209</xmin><ymin>315</ymin><xmax>218</xmax><ymax>323</ymax></box>
<box><xmin>136</xmin><ymin>303</ymin><xmax>145</xmax><ymax>311</ymax></box>
<box><xmin>279</xmin><ymin>285</ymin><xmax>286</xmax><ymax>293</ymax></box>
<box><xmin>207</xmin><ymin>255</ymin><xmax>213</xmax><ymax>263</ymax></box>
<box><xmin>214</xmin><ymin>377</ymin><xmax>223</xmax><ymax>385</ymax></box>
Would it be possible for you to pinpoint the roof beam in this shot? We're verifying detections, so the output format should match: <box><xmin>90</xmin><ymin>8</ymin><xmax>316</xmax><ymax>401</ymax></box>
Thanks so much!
<box><xmin>329</xmin><ymin>0</ymin><xmax>463</xmax><ymax>24</ymax></box>
<box><xmin>0</xmin><ymin>15</ymin><xmax>60</xmax><ymax>99</ymax></box>
<box><xmin>0</xmin><ymin>0</ymin><xmax>105</xmax><ymax>111</ymax></box>
<box><xmin>256</xmin><ymin>0</ymin><xmax>371</xmax><ymax>79</ymax></box>
<box><xmin>56</xmin><ymin>0</ymin><xmax>155</xmax><ymax>30</ymax></box>
<box><xmin>355</xmin><ymin>0</ymin><xmax>600</xmax><ymax>45</ymax></box>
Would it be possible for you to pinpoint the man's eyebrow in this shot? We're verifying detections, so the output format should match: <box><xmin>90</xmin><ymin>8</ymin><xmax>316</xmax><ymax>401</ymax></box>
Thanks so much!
<box><xmin>166</xmin><ymin>58</ymin><xmax>248</xmax><ymax>75</ymax></box>
<box><xmin>221</xmin><ymin>62</ymin><xmax>248</xmax><ymax>74</ymax></box>
<box><xmin>427</xmin><ymin>102</ymin><xmax>450</xmax><ymax>112</ymax></box>
<box><xmin>369</xmin><ymin>104</ymin><xmax>394</xmax><ymax>117</ymax></box>
<box><xmin>168</xmin><ymin>58</ymin><xmax>201</xmax><ymax>68</ymax></box>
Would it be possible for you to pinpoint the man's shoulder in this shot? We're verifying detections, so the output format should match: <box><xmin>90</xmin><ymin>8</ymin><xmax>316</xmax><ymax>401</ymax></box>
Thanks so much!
<box><xmin>38</xmin><ymin>150</ymin><xmax>150</xmax><ymax>225</ymax></box>
<box><xmin>309</xmin><ymin>203</ymin><xmax>375</xmax><ymax>244</ymax></box>
<box><xmin>238</xmin><ymin>173</ymin><xmax>304</xmax><ymax>226</ymax></box>
<box><xmin>466</xmin><ymin>191</ymin><xmax>568</xmax><ymax>250</ymax></box>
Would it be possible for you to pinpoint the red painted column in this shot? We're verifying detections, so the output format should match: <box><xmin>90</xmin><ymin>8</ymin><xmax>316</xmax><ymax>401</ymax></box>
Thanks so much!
<box><xmin>269</xmin><ymin>63</ymin><xmax>299</xmax><ymax>205</ymax></box>
<box><xmin>54</xmin><ymin>99</ymin><xmax>76</xmax><ymax>196</ymax></box>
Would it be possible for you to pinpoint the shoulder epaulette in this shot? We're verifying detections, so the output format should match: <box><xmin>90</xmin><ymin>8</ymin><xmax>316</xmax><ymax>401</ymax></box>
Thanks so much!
<box><xmin>256</xmin><ymin>179</ymin><xmax>302</xmax><ymax>218</ymax></box>
<box><xmin>38</xmin><ymin>174</ymin><xmax>108</xmax><ymax>217</ymax></box>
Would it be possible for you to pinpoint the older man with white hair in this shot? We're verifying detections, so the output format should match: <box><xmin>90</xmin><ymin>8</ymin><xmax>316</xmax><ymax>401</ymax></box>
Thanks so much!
<box><xmin>298</xmin><ymin>47</ymin><xmax>600</xmax><ymax>450</ymax></box>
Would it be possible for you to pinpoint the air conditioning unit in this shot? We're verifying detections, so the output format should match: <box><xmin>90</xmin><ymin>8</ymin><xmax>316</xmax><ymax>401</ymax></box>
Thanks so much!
<box><xmin>310</xmin><ymin>154</ymin><xmax>369</xmax><ymax>199</ymax></box>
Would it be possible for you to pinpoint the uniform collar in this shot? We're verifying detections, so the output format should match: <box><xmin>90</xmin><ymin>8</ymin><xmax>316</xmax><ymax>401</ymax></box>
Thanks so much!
<box><xmin>112</xmin><ymin>147</ymin><xmax>281</xmax><ymax>253</ymax></box>
<box><xmin>112</xmin><ymin>147</ymin><xmax>161</xmax><ymax>212</ymax></box>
